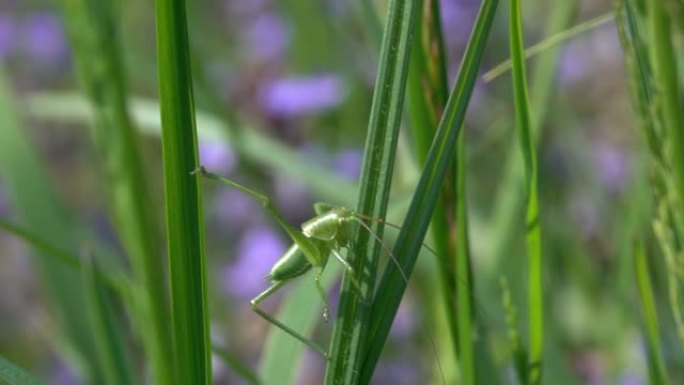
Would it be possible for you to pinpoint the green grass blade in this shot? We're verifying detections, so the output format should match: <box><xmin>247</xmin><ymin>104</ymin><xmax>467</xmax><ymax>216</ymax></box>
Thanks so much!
<box><xmin>483</xmin><ymin>11</ymin><xmax>615</xmax><ymax>82</ymax></box>
<box><xmin>60</xmin><ymin>1</ymin><xmax>173</xmax><ymax>382</ymax></box>
<box><xmin>360</xmin><ymin>0</ymin><xmax>500</xmax><ymax>382</ymax></box>
<box><xmin>23</xmin><ymin>92</ymin><xmax>358</xmax><ymax>206</ymax></box>
<box><xmin>212</xmin><ymin>346</ymin><xmax>262</xmax><ymax>385</ymax></box>
<box><xmin>499</xmin><ymin>277</ymin><xmax>528</xmax><ymax>384</ymax></box>
<box><xmin>0</xmin><ymin>67</ymin><xmax>106</xmax><ymax>382</ymax></box>
<box><xmin>485</xmin><ymin>0</ymin><xmax>574</xmax><ymax>272</ymax></box>
<box><xmin>325</xmin><ymin>0</ymin><xmax>420</xmax><ymax>383</ymax></box>
<box><xmin>0</xmin><ymin>356</ymin><xmax>45</xmax><ymax>385</ymax></box>
<box><xmin>0</xmin><ymin>220</ymin><xmax>129</xmax><ymax>293</ymax></box>
<box><xmin>650</xmin><ymin>0</ymin><xmax>684</xmax><ymax>210</ymax></box>
<box><xmin>406</xmin><ymin>0</ymin><xmax>465</xmax><ymax>381</ymax></box>
<box><xmin>634</xmin><ymin>242</ymin><xmax>669</xmax><ymax>385</ymax></box>
<box><xmin>155</xmin><ymin>0</ymin><xmax>211</xmax><ymax>383</ymax></box>
<box><xmin>616</xmin><ymin>0</ymin><xmax>660</xmax><ymax>158</ymax></box>
<box><xmin>82</xmin><ymin>252</ymin><xmax>135</xmax><ymax>385</ymax></box>
<box><xmin>510</xmin><ymin>0</ymin><xmax>544</xmax><ymax>382</ymax></box>
<box><xmin>406</xmin><ymin>0</ymin><xmax>449</xmax><ymax>165</ymax></box>
<box><xmin>455</xmin><ymin>132</ymin><xmax>476</xmax><ymax>385</ymax></box>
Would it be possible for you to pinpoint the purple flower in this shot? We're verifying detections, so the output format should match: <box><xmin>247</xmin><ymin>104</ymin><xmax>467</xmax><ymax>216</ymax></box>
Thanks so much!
<box><xmin>49</xmin><ymin>358</ymin><xmax>81</xmax><ymax>385</ymax></box>
<box><xmin>558</xmin><ymin>42</ymin><xmax>589</xmax><ymax>85</ymax></box>
<box><xmin>274</xmin><ymin>175</ymin><xmax>312</xmax><ymax>222</ymax></box>
<box><xmin>0</xmin><ymin>14</ymin><xmax>17</xmax><ymax>60</ymax></box>
<box><xmin>21</xmin><ymin>13</ymin><xmax>69</xmax><ymax>65</ymax></box>
<box><xmin>260</xmin><ymin>74</ymin><xmax>348</xmax><ymax>117</ymax></box>
<box><xmin>199</xmin><ymin>140</ymin><xmax>237</xmax><ymax>175</ymax></box>
<box><xmin>334</xmin><ymin>149</ymin><xmax>363</xmax><ymax>180</ymax></box>
<box><xmin>440</xmin><ymin>0</ymin><xmax>478</xmax><ymax>42</ymax></box>
<box><xmin>243</xmin><ymin>13</ymin><xmax>289</xmax><ymax>62</ymax></box>
<box><xmin>618</xmin><ymin>374</ymin><xmax>646</xmax><ymax>385</ymax></box>
<box><xmin>389</xmin><ymin>301</ymin><xmax>415</xmax><ymax>340</ymax></box>
<box><xmin>222</xmin><ymin>225</ymin><xmax>287</xmax><ymax>299</ymax></box>
<box><xmin>211</xmin><ymin>188</ymin><xmax>259</xmax><ymax>232</ymax></box>
<box><xmin>592</xmin><ymin>142</ymin><xmax>630</xmax><ymax>193</ymax></box>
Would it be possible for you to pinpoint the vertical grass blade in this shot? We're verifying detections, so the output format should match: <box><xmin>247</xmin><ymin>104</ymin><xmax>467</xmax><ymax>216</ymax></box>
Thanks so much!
<box><xmin>325</xmin><ymin>0</ymin><xmax>420</xmax><ymax>383</ymax></box>
<box><xmin>487</xmin><ymin>1</ymin><xmax>574</xmax><ymax>271</ymax></box>
<box><xmin>406</xmin><ymin>0</ymin><xmax>467</xmax><ymax>381</ymax></box>
<box><xmin>634</xmin><ymin>242</ymin><xmax>669</xmax><ymax>385</ymax></box>
<box><xmin>0</xmin><ymin>68</ymin><xmax>106</xmax><ymax>382</ymax></box>
<box><xmin>60</xmin><ymin>1</ymin><xmax>173</xmax><ymax>383</ymax></box>
<box><xmin>499</xmin><ymin>277</ymin><xmax>527</xmax><ymax>383</ymax></box>
<box><xmin>0</xmin><ymin>356</ymin><xmax>45</xmax><ymax>385</ymax></box>
<box><xmin>509</xmin><ymin>0</ymin><xmax>544</xmax><ymax>382</ymax></box>
<box><xmin>360</xmin><ymin>0</ymin><xmax>500</xmax><ymax>382</ymax></box>
<box><xmin>155</xmin><ymin>0</ymin><xmax>211</xmax><ymax>383</ymax></box>
<box><xmin>650</xmin><ymin>0</ymin><xmax>684</xmax><ymax>210</ymax></box>
<box><xmin>455</xmin><ymin>131</ymin><xmax>475</xmax><ymax>385</ymax></box>
<box><xmin>82</xmin><ymin>253</ymin><xmax>135</xmax><ymax>385</ymax></box>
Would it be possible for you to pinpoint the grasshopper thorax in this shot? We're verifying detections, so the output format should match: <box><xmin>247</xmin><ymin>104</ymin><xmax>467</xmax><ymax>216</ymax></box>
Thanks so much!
<box><xmin>301</xmin><ymin>207</ymin><xmax>354</xmax><ymax>246</ymax></box>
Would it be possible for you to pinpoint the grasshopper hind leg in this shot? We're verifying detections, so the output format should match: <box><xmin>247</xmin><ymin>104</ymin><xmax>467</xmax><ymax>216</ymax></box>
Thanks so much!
<box><xmin>250</xmin><ymin>280</ymin><xmax>329</xmax><ymax>359</ymax></box>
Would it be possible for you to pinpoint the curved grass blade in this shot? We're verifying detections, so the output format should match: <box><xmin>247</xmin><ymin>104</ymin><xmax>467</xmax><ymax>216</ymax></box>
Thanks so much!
<box><xmin>0</xmin><ymin>356</ymin><xmax>45</xmax><ymax>385</ymax></box>
<box><xmin>60</xmin><ymin>1</ymin><xmax>172</xmax><ymax>382</ymax></box>
<box><xmin>483</xmin><ymin>11</ymin><xmax>615</xmax><ymax>82</ymax></box>
<box><xmin>510</xmin><ymin>0</ymin><xmax>544</xmax><ymax>382</ymax></box>
<box><xmin>155</xmin><ymin>0</ymin><xmax>211</xmax><ymax>382</ymax></box>
<box><xmin>359</xmin><ymin>0</ymin><xmax>500</xmax><ymax>382</ymax></box>
<box><xmin>325</xmin><ymin>0</ymin><xmax>420</xmax><ymax>383</ymax></box>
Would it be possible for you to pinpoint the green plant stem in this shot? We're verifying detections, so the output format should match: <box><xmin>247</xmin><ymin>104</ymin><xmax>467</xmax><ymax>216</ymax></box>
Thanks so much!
<box><xmin>455</xmin><ymin>131</ymin><xmax>475</xmax><ymax>385</ymax></box>
<box><xmin>60</xmin><ymin>1</ymin><xmax>172</xmax><ymax>383</ymax></box>
<box><xmin>634</xmin><ymin>242</ymin><xmax>669</xmax><ymax>385</ymax></box>
<box><xmin>325</xmin><ymin>0</ymin><xmax>419</xmax><ymax>383</ymax></box>
<box><xmin>406</xmin><ymin>0</ymin><xmax>465</xmax><ymax>381</ymax></box>
<box><xmin>483</xmin><ymin>11</ymin><xmax>615</xmax><ymax>82</ymax></box>
<box><xmin>359</xmin><ymin>0</ymin><xmax>499</xmax><ymax>382</ymax></box>
<box><xmin>650</xmin><ymin>0</ymin><xmax>684</xmax><ymax>212</ymax></box>
<box><xmin>510</xmin><ymin>0</ymin><xmax>544</xmax><ymax>383</ymax></box>
<box><xmin>155</xmin><ymin>0</ymin><xmax>211</xmax><ymax>383</ymax></box>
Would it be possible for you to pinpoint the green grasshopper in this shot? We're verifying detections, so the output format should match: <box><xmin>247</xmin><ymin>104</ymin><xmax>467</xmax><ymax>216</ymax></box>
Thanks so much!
<box><xmin>195</xmin><ymin>166</ymin><xmax>452</xmax><ymax>384</ymax></box>
<box><xmin>194</xmin><ymin>166</ymin><xmax>369</xmax><ymax>357</ymax></box>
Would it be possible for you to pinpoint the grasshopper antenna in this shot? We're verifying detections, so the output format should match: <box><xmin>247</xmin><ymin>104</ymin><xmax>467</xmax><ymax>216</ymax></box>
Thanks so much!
<box><xmin>354</xmin><ymin>212</ymin><xmax>490</xmax><ymax>321</ymax></box>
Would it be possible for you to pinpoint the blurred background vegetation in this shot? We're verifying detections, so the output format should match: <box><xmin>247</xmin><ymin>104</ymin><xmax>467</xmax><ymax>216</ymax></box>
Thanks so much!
<box><xmin>0</xmin><ymin>0</ymin><xmax>681</xmax><ymax>384</ymax></box>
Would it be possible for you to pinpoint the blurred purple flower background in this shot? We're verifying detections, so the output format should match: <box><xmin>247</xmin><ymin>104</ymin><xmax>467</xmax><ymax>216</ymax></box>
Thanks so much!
<box><xmin>222</xmin><ymin>225</ymin><xmax>286</xmax><ymax>299</ymax></box>
<box><xmin>199</xmin><ymin>141</ymin><xmax>237</xmax><ymax>175</ymax></box>
<box><xmin>21</xmin><ymin>13</ymin><xmax>68</xmax><ymax>64</ymax></box>
<box><xmin>260</xmin><ymin>74</ymin><xmax>348</xmax><ymax>118</ymax></box>
<box><xmin>0</xmin><ymin>14</ymin><xmax>16</xmax><ymax>60</ymax></box>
